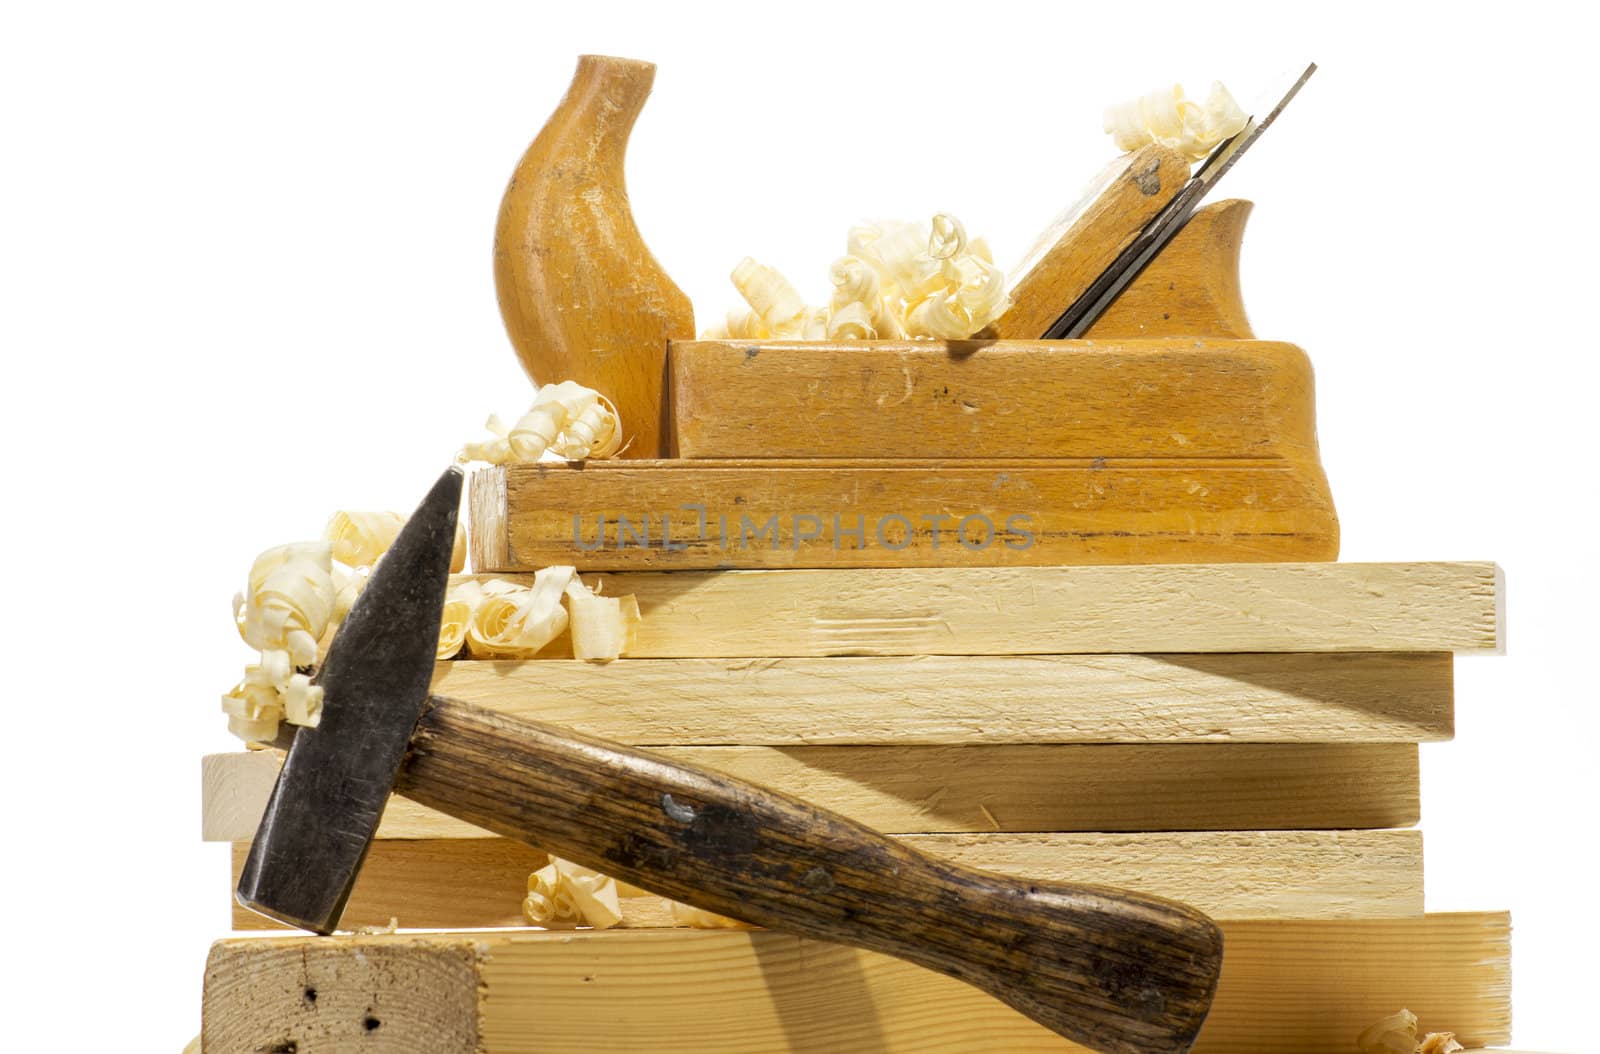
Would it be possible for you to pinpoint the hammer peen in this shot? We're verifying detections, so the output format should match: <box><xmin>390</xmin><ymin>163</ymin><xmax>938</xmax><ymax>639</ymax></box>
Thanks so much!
<box><xmin>237</xmin><ymin>467</ymin><xmax>1223</xmax><ymax>1054</ymax></box>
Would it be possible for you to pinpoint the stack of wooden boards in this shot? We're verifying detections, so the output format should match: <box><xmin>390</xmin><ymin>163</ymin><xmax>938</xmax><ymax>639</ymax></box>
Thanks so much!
<box><xmin>195</xmin><ymin>66</ymin><xmax>1540</xmax><ymax>1048</ymax></box>
<box><xmin>201</xmin><ymin>559</ymin><xmax>1515</xmax><ymax>1052</ymax></box>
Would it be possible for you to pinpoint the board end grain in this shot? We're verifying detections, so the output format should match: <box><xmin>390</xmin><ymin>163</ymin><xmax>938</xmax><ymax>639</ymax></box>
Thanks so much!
<box><xmin>203</xmin><ymin>933</ymin><xmax>485</xmax><ymax>1052</ymax></box>
<box><xmin>468</xmin><ymin>466</ymin><xmax>510</xmax><ymax>573</ymax></box>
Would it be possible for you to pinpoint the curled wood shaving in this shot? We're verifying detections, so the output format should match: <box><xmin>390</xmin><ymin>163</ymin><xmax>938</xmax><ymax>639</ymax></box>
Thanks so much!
<box><xmin>234</xmin><ymin>542</ymin><xmax>335</xmax><ymax>665</ymax></box>
<box><xmin>436</xmin><ymin>598</ymin><xmax>471</xmax><ymax>660</ymax></box>
<box><xmin>448</xmin><ymin>572</ymin><xmax>641</xmax><ymax>662</ymax></box>
<box><xmin>523</xmin><ymin>858</ymin><xmax>624</xmax><ymax>929</ymax></box>
<box><xmin>325</xmin><ymin>510</ymin><xmax>465</xmax><ymax>577</ymax></box>
<box><xmin>466</xmin><ymin>565</ymin><xmax>575</xmax><ymax>658</ymax></box>
<box><xmin>331</xmin><ymin>565</ymin><xmax>370</xmax><ymax>627</ymax></box>
<box><xmin>1358</xmin><ymin>1010</ymin><xmax>1419</xmax><ymax>1054</ymax></box>
<box><xmin>1104</xmin><ymin>81</ymin><xmax>1247</xmax><ymax>162</ymax></box>
<box><xmin>851</xmin><ymin>218</ymin><xmax>946</xmax><ymax>302</ymax></box>
<box><xmin>224</xmin><ymin>543</ymin><xmax>337</xmax><ymax>742</ymax></box>
<box><xmin>461</xmin><ymin>381</ymin><xmax>623</xmax><ymax>466</ymax></box>
<box><xmin>352</xmin><ymin>916</ymin><xmax>401</xmax><ymax>935</ymax></box>
<box><xmin>730</xmin><ymin>257</ymin><xmax>810</xmax><ymax>337</ymax></box>
<box><xmin>905</xmin><ymin>236</ymin><xmax>1006</xmax><ymax>340</ymax></box>
<box><xmin>564</xmin><ymin>578</ymin><xmax>642</xmax><ymax>663</ymax></box>
<box><xmin>324</xmin><ymin>511</ymin><xmax>406</xmax><ymax>568</ymax></box>
<box><xmin>512</xmin><ymin>859</ymin><xmax>745</xmax><ymax>930</ymax></box>
<box><xmin>1356</xmin><ymin>1009</ymin><xmax>1465</xmax><ymax>1054</ymax></box>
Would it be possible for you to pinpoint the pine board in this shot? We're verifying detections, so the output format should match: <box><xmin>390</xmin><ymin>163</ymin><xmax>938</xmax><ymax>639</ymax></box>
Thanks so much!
<box><xmin>469</xmin><ymin>457</ymin><xmax>1339</xmax><ymax>570</ymax></box>
<box><xmin>454</xmin><ymin>561</ymin><xmax>1503</xmax><ymax>656</ymax></box>
<box><xmin>228</xmin><ymin>829</ymin><xmax>1423</xmax><ymax>930</ymax></box>
<box><xmin>230</xmin><ymin>837</ymin><xmax>547</xmax><ymax>931</ymax></box>
<box><xmin>204</xmin><ymin>743</ymin><xmax>1419</xmax><ymax>840</ymax></box>
<box><xmin>426</xmin><ymin>651</ymin><xmax>1452</xmax><ymax>744</ymax></box>
<box><xmin>202</xmin><ymin>913</ymin><xmax>1510</xmax><ymax>1053</ymax></box>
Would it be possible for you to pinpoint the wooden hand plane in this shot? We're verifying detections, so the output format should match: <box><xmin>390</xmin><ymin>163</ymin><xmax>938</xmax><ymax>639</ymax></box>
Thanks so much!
<box><xmin>484</xmin><ymin>56</ymin><xmax>1336</xmax><ymax>572</ymax></box>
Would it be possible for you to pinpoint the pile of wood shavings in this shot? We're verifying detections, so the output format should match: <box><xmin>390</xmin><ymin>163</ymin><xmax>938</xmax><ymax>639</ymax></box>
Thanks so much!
<box><xmin>703</xmin><ymin>213</ymin><xmax>1008</xmax><ymax>341</ymax></box>
<box><xmin>223</xmin><ymin>510</ymin><xmax>639</xmax><ymax>747</ymax></box>
<box><xmin>1103</xmin><ymin>80</ymin><xmax>1247</xmax><ymax>161</ymax></box>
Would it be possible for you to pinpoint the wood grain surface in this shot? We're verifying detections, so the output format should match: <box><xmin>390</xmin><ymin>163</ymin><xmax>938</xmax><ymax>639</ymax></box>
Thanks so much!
<box><xmin>987</xmin><ymin>145</ymin><xmax>1190</xmax><ymax>340</ymax></box>
<box><xmin>493</xmin><ymin>54</ymin><xmax>694</xmax><ymax>458</ymax></box>
<box><xmin>395</xmin><ymin>696</ymin><xmax>1224</xmax><ymax>1054</ymax></box>
<box><xmin>671</xmin><ymin>339</ymin><xmax>1316</xmax><ymax>460</ymax></box>
<box><xmin>228</xmin><ymin>829</ymin><xmax>1424</xmax><ymax>930</ymax></box>
<box><xmin>230</xmin><ymin>837</ymin><xmax>544</xmax><ymax>931</ymax></box>
<box><xmin>452</xmin><ymin>561</ymin><xmax>1505</xmax><ymax>656</ymax></box>
<box><xmin>206</xmin><ymin>742</ymin><xmax>1420</xmax><ymax>841</ymax></box>
<box><xmin>1085</xmin><ymin>200</ymin><xmax>1255</xmax><ymax>340</ymax></box>
<box><xmin>203</xmin><ymin>913</ymin><xmax>1511</xmax><ymax>1053</ymax></box>
<box><xmin>470</xmin><ymin>457</ymin><xmax>1339</xmax><ymax>570</ymax></box>
<box><xmin>423</xmin><ymin>651</ymin><xmax>1454</xmax><ymax>744</ymax></box>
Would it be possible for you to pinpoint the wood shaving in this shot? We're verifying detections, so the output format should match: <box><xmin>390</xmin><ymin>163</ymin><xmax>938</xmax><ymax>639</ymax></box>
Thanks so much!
<box><xmin>730</xmin><ymin>257</ymin><xmax>809</xmax><ymax>337</ymax></box>
<box><xmin>233</xmin><ymin>541</ymin><xmax>335</xmax><ymax>663</ymax></box>
<box><xmin>224</xmin><ymin>542</ymin><xmax>336</xmax><ymax>742</ymax></box>
<box><xmin>1356</xmin><ymin>1009</ymin><xmax>1464</xmax><ymax>1054</ymax></box>
<box><xmin>523</xmin><ymin>858</ymin><xmax>624</xmax><ymax>929</ymax></box>
<box><xmin>325</xmin><ymin>510</ymin><xmax>466</xmax><ymax>575</ymax></box>
<box><xmin>1358</xmin><ymin>1010</ymin><xmax>1419</xmax><ymax>1054</ymax></box>
<box><xmin>323</xmin><ymin>510</ymin><xmax>406</xmax><ymax>567</ymax></box>
<box><xmin>223</xmin><ymin>508</ymin><xmax>462</xmax><ymax>745</ymax></box>
<box><xmin>452</xmin><ymin>571</ymin><xmax>641</xmax><ymax>662</ymax></box>
<box><xmin>564</xmin><ymin>578</ymin><xmax>642</xmax><ymax>662</ymax></box>
<box><xmin>436</xmin><ymin>598</ymin><xmax>472</xmax><ymax>660</ymax></box>
<box><xmin>669</xmin><ymin>901</ymin><xmax>754</xmax><ymax>929</ymax></box>
<box><xmin>352</xmin><ymin>916</ymin><xmax>401</xmax><ymax>935</ymax></box>
<box><xmin>703</xmin><ymin>213</ymin><xmax>1009</xmax><ymax>341</ymax></box>
<box><xmin>226</xmin><ymin>536</ymin><xmax>642</xmax><ymax>744</ymax></box>
<box><xmin>511</xmin><ymin>859</ymin><xmax>747</xmax><ymax>930</ymax></box>
<box><xmin>466</xmin><ymin>565</ymin><xmax>575</xmax><ymax>658</ymax></box>
<box><xmin>460</xmin><ymin>381</ymin><xmax>623</xmax><ymax>466</ymax></box>
<box><xmin>331</xmin><ymin>565</ymin><xmax>370</xmax><ymax>627</ymax></box>
<box><xmin>1104</xmin><ymin>81</ymin><xmax>1247</xmax><ymax>162</ymax></box>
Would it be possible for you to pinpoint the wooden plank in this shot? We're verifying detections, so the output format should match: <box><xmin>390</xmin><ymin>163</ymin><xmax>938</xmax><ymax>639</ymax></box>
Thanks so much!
<box><xmin>201</xmin><ymin>750</ymin><xmax>283</xmax><ymax>842</ymax></box>
<box><xmin>469</xmin><ymin>457</ymin><xmax>1339</xmax><ymax>570</ymax></box>
<box><xmin>203</xmin><ymin>913</ymin><xmax>1510</xmax><ymax>1053</ymax></box>
<box><xmin>986</xmin><ymin>144</ymin><xmax>1191</xmax><ymax>340</ymax></box>
<box><xmin>231</xmin><ymin>837</ymin><xmax>546</xmax><ymax>931</ymax></box>
<box><xmin>203</xmin><ymin>743</ymin><xmax>1419</xmax><ymax>840</ymax></box>
<box><xmin>671</xmin><ymin>339</ymin><xmax>1316</xmax><ymax>461</ymax></box>
<box><xmin>427</xmin><ymin>652</ymin><xmax>1453</xmax><ymax>744</ymax></box>
<box><xmin>229</xmin><ymin>829</ymin><xmax>1424</xmax><ymax>930</ymax></box>
<box><xmin>458</xmin><ymin>562</ymin><xmax>1504</xmax><ymax>656</ymax></box>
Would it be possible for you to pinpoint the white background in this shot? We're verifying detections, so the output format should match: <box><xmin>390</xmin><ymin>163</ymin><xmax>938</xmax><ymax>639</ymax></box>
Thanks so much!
<box><xmin>2</xmin><ymin>2</ymin><xmax>1595</xmax><ymax>1050</ymax></box>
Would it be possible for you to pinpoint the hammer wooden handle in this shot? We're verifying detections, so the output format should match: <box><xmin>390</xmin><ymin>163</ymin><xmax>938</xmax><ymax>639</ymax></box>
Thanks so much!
<box><xmin>397</xmin><ymin>695</ymin><xmax>1222</xmax><ymax>1054</ymax></box>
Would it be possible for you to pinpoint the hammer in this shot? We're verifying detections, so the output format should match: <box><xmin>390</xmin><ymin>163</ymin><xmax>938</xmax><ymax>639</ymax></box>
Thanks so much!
<box><xmin>238</xmin><ymin>467</ymin><xmax>1223</xmax><ymax>1054</ymax></box>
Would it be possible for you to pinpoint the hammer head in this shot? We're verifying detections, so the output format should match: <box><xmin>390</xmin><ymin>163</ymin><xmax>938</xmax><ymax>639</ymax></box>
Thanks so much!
<box><xmin>236</xmin><ymin>466</ymin><xmax>463</xmax><ymax>933</ymax></box>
